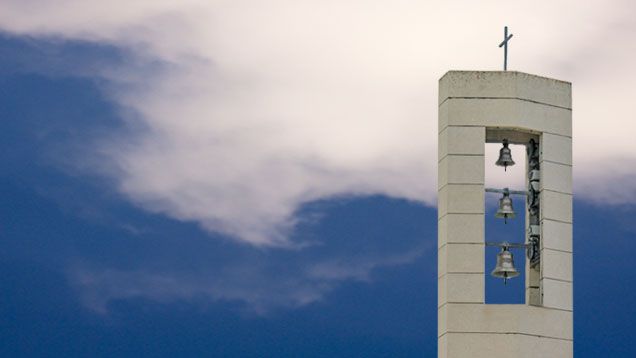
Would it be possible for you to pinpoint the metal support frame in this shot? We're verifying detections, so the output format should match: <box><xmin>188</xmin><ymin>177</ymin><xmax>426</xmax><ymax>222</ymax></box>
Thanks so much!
<box><xmin>526</xmin><ymin>139</ymin><xmax>541</xmax><ymax>268</ymax></box>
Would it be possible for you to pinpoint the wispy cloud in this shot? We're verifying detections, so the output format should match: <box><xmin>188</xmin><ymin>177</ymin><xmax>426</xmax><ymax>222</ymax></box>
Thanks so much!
<box><xmin>70</xmin><ymin>247</ymin><xmax>426</xmax><ymax>314</ymax></box>
<box><xmin>307</xmin><ymin>250</ymin><xmax>424</xmax><ymax>282</ymax></box>
<box><xmin>1</xmin><ymin>0</ymin><xmax>635</xmax><ymax>248</ymax></box>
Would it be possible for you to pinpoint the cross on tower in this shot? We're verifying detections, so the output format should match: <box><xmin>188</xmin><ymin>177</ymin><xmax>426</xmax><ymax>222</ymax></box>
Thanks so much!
<box><xmin>499</xmin><ymin>26</ymin><xmax>513</xmax><ymax>70</ymax></box>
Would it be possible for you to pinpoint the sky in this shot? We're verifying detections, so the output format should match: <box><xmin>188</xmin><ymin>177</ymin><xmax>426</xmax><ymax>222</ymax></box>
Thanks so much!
<box><xmin>0</xmin><ymin>1</ymin><xmax>635</xmax><ymax>357</ymax></box>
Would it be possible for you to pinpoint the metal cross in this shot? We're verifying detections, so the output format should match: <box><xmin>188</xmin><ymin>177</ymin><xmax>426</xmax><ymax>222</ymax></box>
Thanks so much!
<box><xmin>499</xmin><ymin>26</ymin><xmax>513</xmax><ymax>71</ymax></box>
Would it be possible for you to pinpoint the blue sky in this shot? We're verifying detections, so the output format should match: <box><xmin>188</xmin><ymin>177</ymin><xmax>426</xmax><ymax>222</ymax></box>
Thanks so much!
<box><xmin>1</xmin><ymin>2</ymin><xmax>636</xmax><ymax>357</ymax></box>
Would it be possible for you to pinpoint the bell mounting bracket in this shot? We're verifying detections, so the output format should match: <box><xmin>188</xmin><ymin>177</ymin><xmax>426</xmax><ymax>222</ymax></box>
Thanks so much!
<box><xmin>486</xmin><ymin>240</ymin><xmax>539</xmax><ymax>263</ymax></box>
<box><xmin>485</xmin><ymin>187</ymin><xmax>531</xmax><ymax>196</ymax></box>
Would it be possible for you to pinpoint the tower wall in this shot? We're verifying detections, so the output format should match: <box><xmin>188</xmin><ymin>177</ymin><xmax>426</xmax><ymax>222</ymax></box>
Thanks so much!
<box><xmin>437</xmin><ymin>71</ymin><xmax>572</xmax><ymax>358</ymax></box>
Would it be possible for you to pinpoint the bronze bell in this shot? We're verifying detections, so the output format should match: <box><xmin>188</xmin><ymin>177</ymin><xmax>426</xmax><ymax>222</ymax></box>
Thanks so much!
<box><xmin>495</xmin><ymin>139</ymin><xmax>515</xmax><ymax>171</ymax></box>
<box><xmin>494</xmin><ymin>191</ymin><xmax>516</xmax><ymax>223</ymax></box>
<box><xmin>491</xmin><ymin>246</ymin><xmax>520</xmax><ymax>284</ymax></box>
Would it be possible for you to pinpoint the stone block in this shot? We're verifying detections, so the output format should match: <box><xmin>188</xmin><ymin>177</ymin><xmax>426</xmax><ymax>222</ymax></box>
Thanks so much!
<box><xmin>441</xmin><ymin>333</ymin><xmax>515</xmax><ymax>358</ymax></box>
<box><xmin>541</xmin><ymin>220</ymin><xmax>572</xmax><ymax>252</ymax></box>
<box><xmin>541</xmin><ymin>133</ymin><xmax>572</xmax><ymax>165</ymax></box>
<box><xmin>541</xmin><ymin>249</ymin><xmax>573</xmax><ymax>282</ymax></box>
<box><xmin>517</xmin><ymin>335</ymin><xmax>573</xmax><ymax>358</ymax></box>
<box><xmin>437</xmin><ymin>334</ymin><xmax>447</xmax><ymax>358</ymax></box>
<box><xmin>438</xmin><ymin>184</ymin><xmax>484</xmax><ymax>218</ymax></box>
<box><xmin>438</xmin><ymin>213</ymin><xmax>484</xmax><ymax>248</ymax></box>
<box><xmin>438</xmin><ymin>126</ymin><xmax>447</xmax><ymax>160</ymax></box>
<box><xmin>515</xmin><ymin>100</ymin><xmax>572</xmax><ymax>137</ymax></box>
<box><xmin>527</xmin><ymin>265</ymin><xmax>540</xmax><ymax>287</ymax></box>
<box><xmin>438</xmin><ymin>273</ymin><xmax>484</xmax><ymax>306</ymax></box>
<box><xmin>438</xmin><ymin>244</ymin><xmax>446</xmax><ymax>277</ymax></box>
<box><xmin>439</xmin><ymin>71</ymin><xmax>517</xmax><ymax>105</ymax></box>
<box><xmin>439</xmin><ymin>98</ymin><xmax>571</xmax><ymax>137</ymax></box>
<box><xmin>515</xmin><ymin>72</ymin><xmax>572</xmax><ymax>109</ymax></box>
<box><xmin>439</xmin><ymin>98</ymin><xmax>513</xmax><ymax>132</ymax></box>
<box><xmin>438</xmin><ymin>126</ymin><xmax>485</xmax><ymax>160</ymax></box>
<box><xmin>438</xmin><ymin>155</ymin><xmax>484</xmax><ymax>189</ymax></box>
<box><xmin>438</xmin><ymin>98</ymin><xmax>513</xmax><ymax>133</ymax></box>
<box><xmin>438</xmin><ymin>304</ymin><xmax>448</xmax><ymax>337</ymax></box>
<box><xmin>541</xmin><ymin>161</ymin><xmax>572</xmax><ymax>194</ymax></box>
<box><xmin>542</xmin><ymin>278</ymin><xmax>573</xmax><ymax>311</ymax></box>
<box><xmin>438</xmin><ymin>243</ymin><xmax>484</xmax><ymax>276</ymax></box>
<box><xmin>438</xmin><ymin>275</ymin><xmax>447</xmax><ymax>308</ymax></box>
<box><xmin>443</xmin><ymin>303</ymin><xmax>573</xmax><ymax>340</ymax></box>
<box><xmin>526</xmin><ymin>264</ymin><xmax>541</xmax><ymax>306</ymax></box>
<box><xmin>438</xmin><ymin>99</ymin><xmax>448</xmax><ymax>133</ymax></box>
<box><xmin>439</xmin><ymin>71</ymin><xmax>572</xmax><ymax>109</ymax></box>
<box><xmin>541</xmin><ymin>190</ymin><xmax>572</xmax><ymax>223</ymax></box>
<box><xmin>441</xmin><ymin>332</ymin><xmax>572</xmax><ymax>358</ymax></box>
<box><xmin>526</xmin><ymin>286</ymin><xmax>541</xmax><ymax>305</ymax></box>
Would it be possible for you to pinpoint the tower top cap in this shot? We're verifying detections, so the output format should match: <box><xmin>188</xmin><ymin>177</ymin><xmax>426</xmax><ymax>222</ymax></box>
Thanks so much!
<box><xmin>439</xmin><ymin>71</ymin><xmax>571</xmax><ymax>109</ymax></box>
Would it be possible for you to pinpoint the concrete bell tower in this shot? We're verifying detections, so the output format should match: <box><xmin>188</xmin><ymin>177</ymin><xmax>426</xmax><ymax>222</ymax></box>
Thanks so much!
<box><xmin>437</xmin><ymin>71</ymin><xmax>573</xmax><ymax>357</ymax></box>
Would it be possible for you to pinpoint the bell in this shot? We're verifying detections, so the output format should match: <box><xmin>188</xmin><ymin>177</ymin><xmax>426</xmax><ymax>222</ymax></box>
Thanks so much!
<box><xmin>491</xmin><ymin>247</ymin><xmax>520</xmax><ymax>284</ymax></box>
<box><xmin>494</xmin><ymin>192</ymin><xmax>516</xmax><ymax>223</ymax></box>
<box><xmin>495</xmin><ymin>139</ymin><xmax>515</xmax><ymax>171</ymax></box>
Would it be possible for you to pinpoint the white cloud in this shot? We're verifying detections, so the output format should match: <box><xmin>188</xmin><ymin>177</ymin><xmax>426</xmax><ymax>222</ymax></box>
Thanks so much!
<box><xmin>1</xmin><ymin>0</ymin><xmax>636</xmax><ymax>246</ymax></box>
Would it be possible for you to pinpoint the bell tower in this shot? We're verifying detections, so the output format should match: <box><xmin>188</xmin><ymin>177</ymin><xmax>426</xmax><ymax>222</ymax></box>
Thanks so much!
<box><xmin>437</xmin><ymin>71</ymin><xmax>572</xmax><ymax>357</ymax></box>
